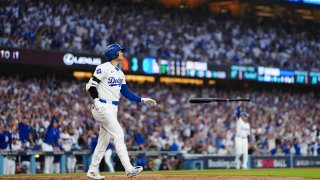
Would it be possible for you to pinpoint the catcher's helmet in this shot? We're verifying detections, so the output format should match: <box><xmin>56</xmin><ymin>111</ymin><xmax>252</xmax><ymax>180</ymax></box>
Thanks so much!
<box><xmin>104</xmin><ymin>43</ymin><xmax>124</xmax><ymax>61</ymax></box>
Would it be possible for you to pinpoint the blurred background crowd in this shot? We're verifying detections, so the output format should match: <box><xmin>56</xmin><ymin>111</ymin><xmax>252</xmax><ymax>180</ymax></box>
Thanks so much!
<box><xmin>1</xmin><ymin>0</ymin><xmax>320</xmax><ymax>70</ymax></box>
<box><xmin>1</xmin><ymin>76</ymin><xmax>319</xmax><ymax>159</ymax></box>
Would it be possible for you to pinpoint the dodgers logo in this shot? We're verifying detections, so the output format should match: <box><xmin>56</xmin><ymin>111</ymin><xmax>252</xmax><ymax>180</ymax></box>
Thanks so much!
<box><xmin>108</xmin><ymin>77</ymin><xmax>123</xmax><ymax>87</ymax></box>
<box><xmin>96</xmin><ymin>69</ymin><xmax>102</xmax><ymax>74</ymax></box>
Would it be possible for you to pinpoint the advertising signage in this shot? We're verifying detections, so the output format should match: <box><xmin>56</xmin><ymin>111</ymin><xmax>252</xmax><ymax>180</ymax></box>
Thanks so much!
<box><xmin>63</xmin><ymin>53</ymin><xmax>101</xmax><ymax>66</ymax></box>
<box><xmin>251</xmin><ymin>156</ymin><xmax>290</xmax><ymax>168</ymax></box>
<box><xmin>294</xmin><ymin>156</ymin><xmax>320</xmax><ymax>168</ymax></box>
<box><xmin>231</xmin><ymin>65</ymin><xmax>257</xmax><ymax>80</ymax></box>
<box><xmin>140</xmin><ymin>57</ymin><xmax>227</xmax><ymax>79</ymax></box>
<box><xmin>0</xmin><ymin>47</ymin><xmax>103</xmax><ymax>68</ymax></box>
<box><xmin>230</xmin><ymin>65</ymin><xmax>319</xmax><ymax>85</ymax></box>
<box><xmin>203</xmin><ymin>156</ymin><xmax>237</xmax><ymax>169</ymax></box>
<box><xmin>0</xmin><ymin>47</ymin><xmax>319</xmax><ymax>85</ymax></box>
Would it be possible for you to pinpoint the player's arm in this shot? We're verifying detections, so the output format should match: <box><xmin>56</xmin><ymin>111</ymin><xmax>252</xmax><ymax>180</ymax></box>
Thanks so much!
<box><xmin>53</xmin><ymin>130</ymin><xmax>61</xmax><ymax>147</ymax></box>
<box><xmin>86</xmin><ymin>76</ymin><xmax>101</xmax><ymax>100</ymax></box>
<box><xmin>86</xmin><ymin>66</ymin><xmax>107</xmax><ymax>99</ymax></box>
<box><xmin>86</xmin><ymin>66</ymin><xmax>107</xmax><ymax>111</ymax></box>
<box><xmin>236</xmin><ymin>106</ymin><xmax>241</xmax><ymax>119</ymax></box>
<box><xmin>9</xmin><ymin>134</ymin><xmax>12</xmax><ymax>150</ymax></box>
<box><xmin>86</xmin><ymin>76</ymin><xmax>104</xmax><ymax>111</ymax></box>
<box><xmin>29</xmin><ymin>133</ymin><xmax>34</xmax><ymax>146</ymax></box>
<box><xmin>120</xmin><ymin>84</ymin><xmax>142</xmax><ymax>102</ymax></box>
<box><xmin>48</xmin><ymin>116</ymin><xmax>56</xmax><ymax>129</ymax></box>
<box><xmin>120</xmin><ymin>78</ymin><xmax>156</xmax><ymax>106</ymax></box>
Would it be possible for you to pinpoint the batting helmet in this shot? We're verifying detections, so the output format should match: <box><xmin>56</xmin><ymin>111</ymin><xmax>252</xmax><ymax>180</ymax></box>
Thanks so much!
<box><xmin>104</xmin><ymin>43</ymin><xmax>124</xmax><ymax>61</ymax></box>
<box><xmin>240</xmin><ymin>112</ymin><xmax>249</xmax><ymax>118</ymax></box>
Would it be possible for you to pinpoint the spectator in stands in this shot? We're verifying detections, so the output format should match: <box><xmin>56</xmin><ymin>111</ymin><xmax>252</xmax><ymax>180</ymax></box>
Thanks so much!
<box><xmin>159</xmin><ymin>155</ymin><xmax>170</xmax><ymax>170</ymax></box>
<box><xmin>134</xmin><ymin>153</ymin><xmax>147</xmax><ymax>169</ymax></box>
<box><xmin>134</xmin><ymin>128</ymin><xmax>146</xmax><ymax>146</ymax></box>
<box><xmin>0</xmin><ymin>75</ymin><xmax>319</xmax><ymax>174</ymax></box>
<box><xmin>88</xmin><ymin>131</ymin><xmax>98</xmax><ymax>153</ymax></box>
<box><xmin>18</xmin><ymin>117</ymin><xmax>33</xmax><ymax>146</ymax></box>
<box><xmin>293</xmin><ymin>138</ymin><xmax>301</xmax><ymax>156</ymax></box>
<box><xmin>0</xmin><ymin>124</ymin><xmax>8</xmax><ymax>150</ymax></box>
<box><xmin>271</xmin><ymin>145</ymin><xmax>284</xmax><ymax>156</ymax></box>
<box><xmin>170</xmin><ymin>140</ymin><xmax>179</xmax><ymax>152</ymax></box>
<box><xmin>1</xmin><ymin>125</ymin><xmax>14</xmax><ymax>174</ymax></box>
<box><xmin>1</xmin><ymin>0</ymin><xmax>320</xmax><ymax>70</ymax></box>
<box><xmin>60</xmin><ymin>127</ymin><xmax>77</xmax><ymax>173</ymax></box>
<box><xmin>42</xmin><ymin>115</ymin><xmax>60</xmax><ymax>174</ymax></box>
<box><xmin>217</xmin><ymin>145</ymin><xmax>228</xmax><ymax>156</ymax></box>
<box><xmin>20</xmin><ymin>141</ymin><xmax>32</xmax><ymax>174</ymax></box>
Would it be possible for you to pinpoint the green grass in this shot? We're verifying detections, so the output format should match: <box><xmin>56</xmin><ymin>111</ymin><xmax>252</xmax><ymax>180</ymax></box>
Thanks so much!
<box><xmin>3</xmin><ymin>168</ymin><xmax>320</xmax><ymax>179</ymax></box>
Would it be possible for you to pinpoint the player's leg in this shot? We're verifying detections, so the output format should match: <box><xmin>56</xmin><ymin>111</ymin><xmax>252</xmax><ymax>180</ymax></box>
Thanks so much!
<box><xmin>49</xmin><ymin>156</ymin><xmax>54</xmax><ymax>173</ymax></box>
<box><xmin>101</xmin><ymin>121</ymin><xmax>134</xmax><ymax>172</ymax></box>
<box><xmin>104</xmin><ymin>149</ymin><xmax>115</xmax><ymax>172</ymax></box>
<box><xmin>11</xmin><ymin>159</ymin><xmax>16</xmax><ymax>174</ymax></box>
<box><xmin>67</xmin><ymin>155</ymin><xmax>76</xmax><ymax>173</ymax></box>
<box><xmin>234</xmin><ymin>137</ymin><xmax>242</xmax><ymax>169</ymax></box>
<box><xmin>88</xmin><ymin>125</ymin><xmax>111</xmax><ymax>171</ymax></box>
<box><xmin>87</xmin><ymin>120</ymin><xmax>111</xmax><ymax>179</ymax></box>
<box><xmin>6</xmin><ymin>158</ymin><xmax>14</xmax><ymax>174</ymax></box>
<box><xmin>54</xmin><ymin>161</ymin><xmax>60</xmax><ymax>173</ymax></box>
<box><xmin>67</xmin><ymin>156</ymin><xmax>72</xmax><ymax>173</ymax></box>
<box><xmin>100</xmin><ymin>105</ymin><xmax>142</xmax><ymax>176</ymax></box>
<box><xmin>242</xmin><ymin>139</ymin><xmax>249</xmax><ymax>169</ymax></box>
<box><xmin>41</xmin><ymin>143</ymin><xmax>53</xmax><ymax>174</ymax></box>
<box><xmin>21</xmin><ymin>161</ymin><xmax>31</xmax><ymax>174</ymax></box>
<box><xmin>43</xmin><ymin>156</ymin><xmax>49</xmax><ymax>174</ymax></box>
<box><xmin>3</xmin><ymin>157</ymin><xmax>8</xmax><ymax>174</ymax></box>
<box><xmin>73</xmin><ymin>155</ymin><xmax>77</xmax><ymax>172</ymax></box>
<box><xmin>70</xmin><ymin>155</ymin><xmax>77</xmax><ymax>173</ymax></box>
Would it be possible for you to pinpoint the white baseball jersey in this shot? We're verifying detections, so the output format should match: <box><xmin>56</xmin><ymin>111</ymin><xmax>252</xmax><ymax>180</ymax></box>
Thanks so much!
<box><xmin>60</xmin><ymin>132</ymin><xmax>73</xmax><ymax>152</ymax></box>
<box><xmin>93</xmin><ymin>62</ymin><xmax>126</xmax><ymax>101</ymax></box>
<box><xmin>236</xmin><ymin>117</ymin><xmax>250</xmax><ymax>138</ymax></box>
<box><xmin>11</xmin><ymin>141</ymin><xmax>21</xmax><ymax>151</ymax></box>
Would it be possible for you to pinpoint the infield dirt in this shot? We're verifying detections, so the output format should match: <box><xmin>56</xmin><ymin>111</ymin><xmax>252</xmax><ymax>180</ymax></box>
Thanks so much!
<box><xmin>0</xmin><ymin>174</ymin><xmax>304</xmax><ymax>180</ymax></box>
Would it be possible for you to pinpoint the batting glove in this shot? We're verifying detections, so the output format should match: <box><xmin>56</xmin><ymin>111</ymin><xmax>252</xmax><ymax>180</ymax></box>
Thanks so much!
<box><xmin>141</xmin><ymin>97</ymin><xmax>157</xmax><ymax>106</ymax></box>
<box><xmin>94</xmin><ymin>98</ymin><xmax>105</xmax><ymax>112</ymax></box>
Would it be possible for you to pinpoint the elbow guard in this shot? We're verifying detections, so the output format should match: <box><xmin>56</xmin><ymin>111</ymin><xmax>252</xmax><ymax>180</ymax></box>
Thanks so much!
<box><xmin>86</xmin><ymin>77</ymin><xmax>99</xmax><ymax>91</ymax></box>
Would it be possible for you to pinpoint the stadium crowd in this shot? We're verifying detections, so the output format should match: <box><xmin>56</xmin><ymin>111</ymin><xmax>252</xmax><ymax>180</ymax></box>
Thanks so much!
<box><xmin>0</xmin><ymin>75</ymin><xmax>319</xmax><ymax>173</ymax></box>
<box><xmin>1</xmin><ymin>0</ymin><xmax>320</xmax><ymax>71</ymax></box>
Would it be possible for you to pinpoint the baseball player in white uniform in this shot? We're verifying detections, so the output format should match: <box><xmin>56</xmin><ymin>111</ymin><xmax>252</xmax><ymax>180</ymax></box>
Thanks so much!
<box><xmin>104</xmin><ymin>143</ymin><xmax>115</xmax><ymax>173</ymax></box>
<box><xmin>86</xmin><ymin>43</ymin><xmax>157</xmax><ymax>179</ymax></box>
<box><xmin>234</xmin><ymin>106</ymin><xmax>250</xmax><ymax>170</ymax></box>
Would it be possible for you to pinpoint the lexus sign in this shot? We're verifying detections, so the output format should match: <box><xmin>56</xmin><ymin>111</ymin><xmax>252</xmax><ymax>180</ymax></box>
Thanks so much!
<box><xmin>63</xmin><ymin>53</ymin><xmax>101</xmax><ymax>66</ymax></box>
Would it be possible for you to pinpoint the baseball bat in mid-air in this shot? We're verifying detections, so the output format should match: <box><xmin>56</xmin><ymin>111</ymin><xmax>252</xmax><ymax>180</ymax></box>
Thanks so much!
<box><xmin>189</xmin><ymin>97</ymin><xmax>251</xmax><ymax>103</ymax></box>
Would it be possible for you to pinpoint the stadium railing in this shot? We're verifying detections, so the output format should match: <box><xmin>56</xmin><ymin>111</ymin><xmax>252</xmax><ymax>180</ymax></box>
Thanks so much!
<box><xmin>0</xmin><ymin>151</ymin><xmax>320</xmax><ymax>175</ymax></box>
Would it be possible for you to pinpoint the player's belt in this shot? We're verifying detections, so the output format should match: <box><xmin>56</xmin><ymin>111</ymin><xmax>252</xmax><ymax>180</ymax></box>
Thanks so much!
<box><xmin>99</xmin><ymin>99</ymin><xmax>119</xmax><ymax>106</ymax></box>
<box><xmin>237</xmin><ymin>136</ymin><xmax>247</xmax><ymax>139</ymax></box>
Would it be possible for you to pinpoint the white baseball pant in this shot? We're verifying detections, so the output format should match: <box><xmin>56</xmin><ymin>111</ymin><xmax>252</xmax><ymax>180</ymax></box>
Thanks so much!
<box><xmin>104</xmin><ymin>148</ymin><xmax>115</xmax><ymax>172</ymax></box>
<box><xmin>41</xmin><ymin>142</ymin><xmax>54</xmax><ymax>174</ymax></box>
<box><xmin>53</xmin><ymin>162</ymin><xmax>60</xmax><ymax>173</ymax></box>
<box><xmin>21</xmin><ymin>161</ymin><xmax>31</xmax><ymax>174</ymax></box>
<box><xmin>67</xmin><ymin>155</ymin><xmax>77</xmax><ymax>173</ymax></box>
<box><xmin>235</xmin><ymin>136</ymin><xmax>248</xmax><ymax>169</ymax></box>
<box><xmin>89</xmin><ymin>103</ymin><xmax>133</xmax><ymax>173</ymax></box>
<box><xmin>3</xmin><ymin>157</ymin><xmax>15</xmax><ymax>174</ymax></box>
